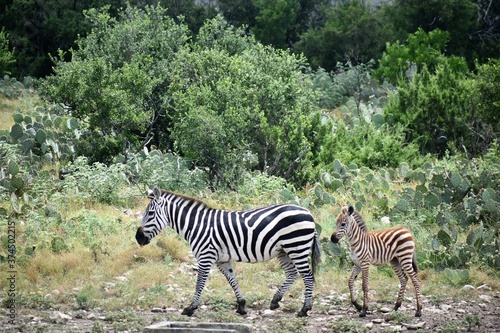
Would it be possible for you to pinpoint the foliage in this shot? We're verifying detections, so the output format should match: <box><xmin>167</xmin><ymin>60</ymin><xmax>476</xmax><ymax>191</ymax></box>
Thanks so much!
<box><xmin>60</xmin><ymin>156</ymin><xmax>129</xmax><ymax>205</ymax></box>
<box><xmin>252</xmin><ymin>0</ymin><xmax>300</xmax><ymax>49</ymax></box>
<box><xmin>382</xmin><ymin>0</ymin><xmax>481</xmax><ymax>66</ymax></box>
<box><xmin>169</xmin><ymin>17</ymin><xmax>323</xmax><ymax>188</ymax></box>
<box><xmin>384</xmin><ymin>57</ymin><xmax>475</xmax><ymax>157</ymax></box>
<box><xmin>124</xmin><ymin>149</ymin><xmax>208</xmax><ymax>193</ymax></box>
<box><xmin>318</xmin><ymin>119</ymin><xmax>425</xmax><ymax>171</ymax></box>
<box><xmin>295</xmin><ymin>0</ymin><xmax>393</xmax><ymax>72</ymax></box>
<box><xmin>469</xmin><ymin>58</ymin><xmax>500</xmax><ymax>144</ymax></box>
<box><xmin>39</xmin><ymin>4</ymin><xmax>191</xmax><ymax>164</ymax></box>
<box><xmin>375</xmin><ymin>28</ymin><xmax>469</xmax><ymax>84</ymax></box>
<box><xmin>0</xmin><ymin>103</ymin><xmax>78</xmax><ymax>198</ymax></box>
<box><xmin>0</xmin><ymin>29</ymin><xmax>15</xmax><ymax>76</ymax></box>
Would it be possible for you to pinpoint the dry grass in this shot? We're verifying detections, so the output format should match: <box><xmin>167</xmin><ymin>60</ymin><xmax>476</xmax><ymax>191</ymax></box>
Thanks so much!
<box><xmin>0</xmin><ymin>92</ymin><xmax>42</xmax><ymax>131</ymax></box>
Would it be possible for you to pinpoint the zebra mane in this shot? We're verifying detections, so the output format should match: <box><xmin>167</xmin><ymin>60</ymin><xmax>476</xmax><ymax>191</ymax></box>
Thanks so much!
<box><xmin>156</xmin><ymin>188</ymin><xmax>211</xmax><ymax>209</ymax></box>
<box><xmin>346</xmin><ymin>205</ymin><xmax>368</xmax><ymax>232</ymax></box>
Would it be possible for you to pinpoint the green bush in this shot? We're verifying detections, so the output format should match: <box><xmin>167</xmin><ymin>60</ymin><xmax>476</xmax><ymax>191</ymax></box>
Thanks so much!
<box><xmin>318</xmin><ymin>119</ymin><xmax>425</xmax><ymax>170</ymax></box>
<box><xmin>125</xmin><ymin>150</ymin><xmax>207</xmax><ymax>193</ymax></box>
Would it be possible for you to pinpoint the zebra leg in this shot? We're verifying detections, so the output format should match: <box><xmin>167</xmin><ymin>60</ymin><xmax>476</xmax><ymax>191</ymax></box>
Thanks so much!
<box><xmin>216</xmin><ymin>262</ymin><xmax>247</xmax><ymax>315</ymax></box>
<box><xmin>348</xmin><ymin>265</ymin><xmax>363</xmax><ymax>313</ymax></box>
<box><xmin>182</xmin><ymin>260</ymin><xmax>214</xmax><ymax>316</ymax></box>
<box><xmin>359</xmin><ymin>262</ymin><xmax>370</xmax><ymax>317</ymax></box>
<box><xmin>406</xmin><ymin>261</ymin><xmax>423</xmax><ymax>317</ymax></box>
<box><xmin>270</xmin><ymin>252</ymin><xmax>298</xmax><ymax>310</ymax></box>
<box><xmin>390</xmin><ymin>258</ymin><xmax>408</xmax><ymax>311</ymax></box>
<box><xmin>292</xmin><ymin>253</ymin><xmax>315</xmax><ymax>317</ymax></box>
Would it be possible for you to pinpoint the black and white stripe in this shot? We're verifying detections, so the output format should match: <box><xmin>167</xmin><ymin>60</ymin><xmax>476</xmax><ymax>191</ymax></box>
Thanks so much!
<box><xmin>331</xmin><ymin>205</ymin><xmax>422</xmax><ymax>317</ymax></box>
<box><xmin>136</xmin><ymin>188</ymin><xmax>321</xmax><ymax>317</ymax></box>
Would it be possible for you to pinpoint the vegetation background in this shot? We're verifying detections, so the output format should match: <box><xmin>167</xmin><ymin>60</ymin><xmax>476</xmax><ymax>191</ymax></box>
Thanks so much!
<box><xmin>0</xmin><ymin>0</ymin><xmax>499</xmax><ymax>332</ymax></box>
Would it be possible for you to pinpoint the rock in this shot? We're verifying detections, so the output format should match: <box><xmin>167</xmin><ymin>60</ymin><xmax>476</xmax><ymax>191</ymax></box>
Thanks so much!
<box><xmin>372</xmin><ymin>318</ymin><xmax>384</xmax><ymax>324</ymax></box>
<box><xmin>457</xmin><ymin>309</ymin><xmax>466</xmax><ymax>314</ymax></box>
<box><xmin>440</xmin><ymin>304</ymin><xmax>452</xmax><ymax>311</ymax></box>
<box><xmin>461</xmin><ymin>285</ymin><xmax>475</xmax><ymax>291</ymax></box>
<box><xmin>477</xmin><ymin>284</ymin><xmax>491</xmax><ymax>291</ymax></box>
<box><xmin>151</xmin><ymin>307</ymin><xmax>165</xmax><ymax>313</ymax></box>
<box><xmin>392</xmin><ymin>325</ymin><xmax>403</xmax><ymax>331</ymax></box>
<box><xmin>404</xmin><ymin>322</ymin><xmax>426</xmax><ymax>330</ymax></box>
<box><xmin>115</xmin><ymin>276</ymin><xmax>127</xmax><ymax>282</ymax></box>
<box><xmin>479</xmin><ymin>294</ymin><xmax>491</xmax><ymax>302</ymax></box>
<box><xmin>50</xmin><ymin>311</ymin><xmax>72</xmax><ymax>323</ymax></box>
<box><xmin>381</xmin><ymin>216</ymin><xmax>391</xmax><ymax>224</ymax></box>
<box><xmin>87</xmin><ymin>313</ymin><xmax>96</xmax><ymax>320</ymax></box>
<box><xmin>365</xmin><ymin>322</ymin><xmax>374</xmax><ymax>329</ymax></box>
<box><xmin>380</xmin><ymin>307</ymin><xmax>391</xmax><ymax>313</ymax></box>
<box><xmin>262</xmin><ymin>309</ymin><xmax>274</xmax><ymax>316</ymax></box>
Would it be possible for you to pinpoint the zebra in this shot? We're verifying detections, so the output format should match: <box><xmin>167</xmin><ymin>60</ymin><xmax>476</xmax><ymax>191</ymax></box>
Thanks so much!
<box><xmin>330</xmin><ymin>205</ymin><xmax>422</xmax><ymax>317</ymax></box>
<box><xmin>135</xmin><ymin>188</ymin><xmax>321</xmax><ymax>317</ymax></box>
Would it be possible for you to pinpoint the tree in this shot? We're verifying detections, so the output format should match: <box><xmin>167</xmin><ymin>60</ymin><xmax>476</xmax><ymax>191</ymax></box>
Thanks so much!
<box><xmin>0</xmin><ymin>29</ymin><xmax>15</xmax><ymax>76</ymax></box>
<box><xmin>39</xmin><ymin>5</ymin><xmax>190</xmax><ymax>163</ymax></box>
<box><xmin>169</xmin><ymin>16</ymin><xmax>323</xmax><ymax>188</ymax></box>
<box><xmin>294</xmin><ymin>0</ymin><xmax>393</xmax><ymax>71</ymax></box>
<box><xmin>382</xmin><ymin>0</ymin><xmax>480</xmax><ymax>66</ymax></box>
<box><xmin>375</xmin><ymin>28</ymin><xmax>469</xmax><ymax>84</ymax></box>
<box><xmin>384</xmin><ymin>57</ymin><xmax>475</xmax><ymax>157</ymax></box>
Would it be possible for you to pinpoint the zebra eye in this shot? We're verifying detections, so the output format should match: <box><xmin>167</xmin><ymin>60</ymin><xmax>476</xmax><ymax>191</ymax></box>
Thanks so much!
<box><xmin>340</xmin><ymin>222</ymin><xmax>346</xmax><ymax>227</ymax></box>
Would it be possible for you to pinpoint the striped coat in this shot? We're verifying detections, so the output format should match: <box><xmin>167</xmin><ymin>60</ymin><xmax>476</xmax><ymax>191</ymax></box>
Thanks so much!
<box><xmin>331</xmin><ymin>205</ymin><xmax>422</xmax><ymax>317</ymax></box>
<box><xmin>136</xmin><ymin>188</ymin><xmax>321</xmax><ymax>317</ymax></box>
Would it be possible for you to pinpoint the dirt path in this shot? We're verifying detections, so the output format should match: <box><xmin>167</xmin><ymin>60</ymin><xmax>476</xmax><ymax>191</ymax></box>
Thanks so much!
<box><xmin>2</xmin><ymin>290</ymin><xmax>499</xmax><ymax>332</ymax></box>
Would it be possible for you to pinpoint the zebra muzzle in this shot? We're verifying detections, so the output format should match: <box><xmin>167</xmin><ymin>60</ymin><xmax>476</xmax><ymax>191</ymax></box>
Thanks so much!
<box><xmin>331</xmin><ymin>234</ymin><xmax>340</xmax><ymax>243</ymax></box>
<box><xmin>135</xmin><ymin>227</ymin><xmax>150</xmax><ymax>246</ymax></box>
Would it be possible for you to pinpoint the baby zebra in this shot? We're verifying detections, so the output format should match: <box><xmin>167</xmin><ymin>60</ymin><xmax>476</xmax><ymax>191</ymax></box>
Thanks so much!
<box><xmin>331</xmin><ymin>205</ymin><xmax>422</xmax><ymax>317</ymax></box>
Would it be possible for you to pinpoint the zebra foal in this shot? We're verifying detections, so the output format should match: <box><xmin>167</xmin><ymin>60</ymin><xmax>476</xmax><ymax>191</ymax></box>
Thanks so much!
<box><xmin>330</xmin><ymin>205</ymin><xmax>422</xmax><ymax>317</ymax></box>
<box><xmin>135</xmin><ymin>188</ymin><xmax>321</xmax><ymax>317</ymax></box>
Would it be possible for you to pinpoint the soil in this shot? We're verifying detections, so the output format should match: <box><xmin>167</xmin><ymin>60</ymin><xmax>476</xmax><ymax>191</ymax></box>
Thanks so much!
<box><xmin>2</xmin><ymin>289</ymin><xmax>499</xmax><ymax>332</ymax></box>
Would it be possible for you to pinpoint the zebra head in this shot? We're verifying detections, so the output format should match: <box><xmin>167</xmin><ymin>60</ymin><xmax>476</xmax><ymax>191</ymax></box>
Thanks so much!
<box><xmin>136</xmin><ymin>187</ymin><xmax>168</xmax><ymax>247</ymax></box>
<box><xmin>330</xmin><ymin>205</ymin><xmax>355</xmax><ymax>243</ymax></box>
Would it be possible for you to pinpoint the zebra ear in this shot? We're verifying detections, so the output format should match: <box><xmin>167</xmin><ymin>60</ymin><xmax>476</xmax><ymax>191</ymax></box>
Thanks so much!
<box><xmin>153</xmin><ymin>187</ymin><xmax>162</xmax><ymax>199</ymax></box>
<box><xmin>348</xmin><ymin>205</ymin><xmax>355</xmax><ymax>216</ymax></box>
<box><xmin>147</xmin><ymin>188</ymin><xmax>155</xmax><ymax>199</ymax></box>
<box><xmin>341</xmin><ymin>205</ymin><xmax>349</xmax><ymax>214</ymax></box>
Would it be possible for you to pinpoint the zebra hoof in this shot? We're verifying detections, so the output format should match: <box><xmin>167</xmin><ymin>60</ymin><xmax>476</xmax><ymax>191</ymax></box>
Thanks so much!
<box><xmin>394</xmin><ymin>302</ymin><xmax>402</xmax><ymax>311</ymax></box>
<box><xmin>359</xmin><ymin>310</ymin><xmax>367</xmax><ymax>317</ymax></box>
<box><xmin>236</xmin><ymin>299</ymin><xmax>247</xmax><ymax>315</ymax></box>
<box><xmin>297</xmin><ymin>310</ymin><xmax>308</xmax><ymax>317</ymax></box>
<box><xmin>270</xmin><ymin>302</ymin><xmax>280</xmax><ymax>310</ymax></box>
<box><xmin>181</xmin><ymin>307</ymin><xmax>196</xmax><ymax>316</ymax></box>
<box><xmin>353</xmin><ymin>302</ymin><xmax>363</xmax><ymax>312</ymax></box>
<box><xmin>415</xmin><ymin>309</ymin><xmax>422</xmax><ymax>317</ymax></box>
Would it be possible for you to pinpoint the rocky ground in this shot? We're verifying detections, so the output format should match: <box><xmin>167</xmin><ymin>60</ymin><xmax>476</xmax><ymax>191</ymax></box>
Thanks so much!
<box><xmin>1</xmin><ymin>286</ymin><xmax>499</xmax><ymax>333</ymax></box>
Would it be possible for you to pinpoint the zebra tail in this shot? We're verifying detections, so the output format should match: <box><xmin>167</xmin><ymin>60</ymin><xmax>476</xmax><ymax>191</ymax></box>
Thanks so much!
<box><xmin>311</xmin><ymin>230</ymin><xmax>321</xmax><ymax>281</ymax></box>
<box><xmin>412</xmin><ymin>252</ymin><xmax>418</xmax><ymax>274</ymax></box>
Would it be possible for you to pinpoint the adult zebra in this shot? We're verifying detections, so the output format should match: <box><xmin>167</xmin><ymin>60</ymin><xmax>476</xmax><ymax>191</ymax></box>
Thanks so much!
<box><xmin>331</xmin><ymin>205</ymin><xmax>422</xmax><ymax>317</ymax></box>
<box><xmin>135</xmin><ymin>188</ymin><xmax>321</xmax><ymax>317</ymax></box>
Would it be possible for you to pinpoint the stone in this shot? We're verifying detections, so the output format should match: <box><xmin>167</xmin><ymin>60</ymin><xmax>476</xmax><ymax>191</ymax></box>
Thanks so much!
<box><xmin>440</xmin><ymin>304</ymin><xmax>452</xmax><ymax>311</ymax></box>
<box><xmin>461</xmin><ymin>285</ymin><xmax>475</xmax><ymax>291</ymax></box>
<box><xmin>143</xmin><ymin>321</ymin><xmax>253</xmax><ymax>333</ymax></box>
<box><xmin>477</xmin><ymin>284</ymin><xmax>491</xmax><ymax>291</ymax></box>
<box><xmin>365</xmin><ymin>322</ymin><xmax>374</xmax><ymax>329</ymax></box>
<box><xmin>372</xmin><ymin>318</ymin><xmax>384</xmax><ymax>324</ymax></box>
<box><xmin>379</xmin><ymin>307</ymin><xmax>391</xmax><ymax>313</ymax></box>
<box><xmin>404</xmin><ymin>322</ymin><xmax>426</xmax><ymax>330</ymax></box>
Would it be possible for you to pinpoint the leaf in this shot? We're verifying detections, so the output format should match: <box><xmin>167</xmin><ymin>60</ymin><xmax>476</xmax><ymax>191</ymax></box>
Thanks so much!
<box><xmin>13</xmin><ymin>113</ymin><xmax>23</xmax><ymax>123</ymax></box>
<box><xmin>437</xmin><ymin>229</ymin><xmax>452</xmax><ymax>247</ymax></box>
<box><xmin>35</xmin><ymin>129</ymin><xmax>47</xmax><ymax>144</ymax></box>
<box><xmin>10</xmin><ymin>123</ymin><xmax>23</xmax><ymax>140</ymax></box>
<box><xmin>8</xmin><ymin>160</ymin><xmax>19</xmax><ymax>176</ymax></box>
<box><xmin>10</xmin><ymin>193</ymin><xmax>20</xmax><ymax>213</ymax></box>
